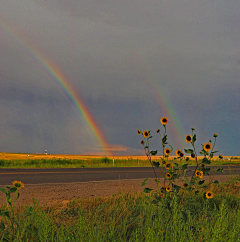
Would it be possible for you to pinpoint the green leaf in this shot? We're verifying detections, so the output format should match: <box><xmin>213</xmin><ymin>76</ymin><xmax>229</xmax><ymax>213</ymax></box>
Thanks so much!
<box><xmin>192</xmin><ymin>134</ymin><xmax>197</xmax><ymax>142</ymax></box>
<box><xmin>9</xmin><ymin>187</ymin><xmax>17</xmax><ymax>193</ymax></box>
<box><xmin>174</xmin><ymin>163</ymin><xmax>179</xmax><ymax>167</ymax></box>
<box><xmin>143</xmin><ymin>188</ymin><xmax>153</xmax><ymax>193</ymax></box>
<box><xmin>161</xmin><ymin>187</ymin><xmax>166</xmax><ymax>193</ymax></box>
<box><xmin>16</xmin><ymin>192</ymin><xmax>20</xmax><ymax>200</ymax></box>
<box><xmin>186</xmin><ymin>187</ymin><xmax>194</xmax><ymax>192</ymax></box>
<box><xmin>213</xmin><ymin>180</ymin><xmax>219</xmax><ymax>184</ymax></box>
<box><xmin>202</xmin><ymin>168</ymin><xmax>210</xmax><ymax>175</ymax></box>
<box><xmin>172</xmin><ymin>184</ymin><xmax>181</xmax><ymax>193</ymax></box>
<box><xmin>211</xmin><ymin>150</ymin><xmax>220</xmax><ymax>154</ymax></box>
<box><xmin>162</xmin><ymin>135</ymin><xmax>167</xmax><ymax>144</ymax></box>
<box><xmin>151</xmin><ymin>200</ymin><xmax>159</xmax><ymax>205</ymax></box>
<box><xmin>6</xmin><ymin>185</ymin><xmax>10</xmax><ymax>189</ymax></box>
<box><xmin>150</xmin><ymin>150</ymin><xmax>158</xmax><ymax>156</ymax></box>
<box><xmin>0</xmin><ymin>221</ymin><xmax>5</xmax><ymax>231</ymax></box>
<box><xmin>199</xmin><ymin>180</ymin><xmax>205</xmax><ymax>185</ymax></box>
<box><xmin>185</xmin><ymin>157</ymin><xmax>189</xmax><ymax>161</ymax></box>
<box><xmin>26</xmin><ymin>207</ymin><xmax>33</xmax><ymax>214</ymax></box>
<box><xmin>152</xmin><ymin>161</ymin><xmax>160</xmax><ymax>167</ymax></box>
<box><xmin>0</xmin><ymin>188</ymin><xmax>6</xmax><ymax>193</ymax></box>
<box><xmin>202</xmin><ymin>158</ymin><xmax>211</xmax><ymax>164</ymax></box>
<box><xmin>141</xmin><ymin>178</ymin><xmax>148</xmax><ymax>186</ymax></box>
<box><xmin>216</xmin><ymin>167</ymin><xmax>224</xmax><ymax>173</ymax></box>
<box><xmin>172</xmin><ymin>174</ymin><xmax>180</xmax><ymax>179</ymax></box>
<box><xmin>184</xmin><ymin>149</ymin><xmax>194</xmax><ymax>154</ymax></box>
<box><xmin>195</xmin><ymin>191</ymin><xmax>200</xmax><ymax>195</ymax></box>
<box><xmin>201</xmin><ymin>185</ymin><xmax>208</xmax><ymax>189</ymax></box>
<box><xmin>2</xmin><ymin>210</ymin><xmax>10</xmax><ymax>219</ymax></box>
<box><xmin>209</xmin><ymin>153</ymin><xmax>213</xmax><ymax>159</ymax></box>
<box><xmin>181</xmin><ymin>164</ymin><xmax>188</xmax><ymax>170</ymax></box>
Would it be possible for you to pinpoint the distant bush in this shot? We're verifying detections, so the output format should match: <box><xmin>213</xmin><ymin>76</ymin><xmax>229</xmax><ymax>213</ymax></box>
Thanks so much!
<box><xmin>0</xmin><ymin>160</ymin><xmax>6</xmax><ymax>166</ymax></box>
<box><xmin>101</xmin><ymin>157</ymin><xmax>111</xmax><ymax>164</ymax></box>
<box><xmin>25</xmin><ymin>159</ymin><xmax>41</xmax><ymax>165</ymax></box>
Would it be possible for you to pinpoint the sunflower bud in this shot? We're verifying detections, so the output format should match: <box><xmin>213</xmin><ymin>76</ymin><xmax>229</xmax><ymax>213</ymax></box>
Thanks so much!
<box><xmin>213</xmin><ymin>133</ymin><xmax>218</xmax><ymax>137</ymax></box>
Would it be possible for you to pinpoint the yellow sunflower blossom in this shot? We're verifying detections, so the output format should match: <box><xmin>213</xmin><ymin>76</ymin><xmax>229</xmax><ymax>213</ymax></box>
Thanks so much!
<box><xmin>179</xmin><ymin>152</ymin><xmax>184</xmax><ymax>158</ymax></box>
<box><xmin>12</xmin><ymin>180</ymin><xmax>24</xmax><ymax>190</ymax></box>
<box><xmin>185</xmin><ymin>135</ymin><xmax>192</xmax><ymax>143</ymax></box>
<box><xmin>175</xmin><ymin>149</ymin><xmax>182</xmax><ymax>156</ymax></box>
<box><xmin>137</xmin><ymin>129</ymin><xmax>141</xmax><ymax>135</ymax></box>
<box><xmin>165</xmin><ymin>173</ymin><xmax>171</xmax><ymax>179</ymax></box>
<box><xmin>141</xmin><ymin>140</ymin><xmax>144</xmax><ymax>145</ymax></box>
<box><xmin>195</xmin><ymin>170</ymin><xmax>201</xmax><ymax>177</ymax></box>
<box><xmin>160</xmin><ymin>117</ymin><xmax>168</xmax><ymax>125</ymax></box>
<box><xmin>156</xmin><ymin>129</ymin><xmax>160</xmax><ymax>133</ymax></box>
<box><xmin>165</xmin><ymin>163</ymin><xmax>172</xmax><ymax>169</ymax></box>
<box><xmin>198</xmin><ymin>171</ymin><xmax>203</xmax><ymax>179</ymax></box>
<box><xmin>166</xmin><ymin>186</ymin><xmax>171</xmax><ymax>192</ymax></box>
<box><xmin>164</xmin><ymin>148</ymin><xmax>171</xmax><ymax>156</ymax></box>
<box><xmin>143</xmin><ymin>131</ymin><xmax>150</xmax><ymax>138</ymax></box>
<box><xmin>205</xmin><ymin>191</ymin><xmax>213</xmax><ymax>199</ymax></box>
<box><xmin>160</xmin><ymin>193</ymin><xmax>165</xmax><ymax>198</ymax></box>
<box><xmin>203</xmin><ymin>143</ymin><xmax>212</xmax><ymax>152</ymax></box>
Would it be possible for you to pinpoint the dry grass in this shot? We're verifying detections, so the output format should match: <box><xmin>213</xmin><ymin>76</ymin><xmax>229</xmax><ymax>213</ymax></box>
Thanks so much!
<box><xmin>0</xmin><ymin>152</ymin><xmax>239</xmax><ymax>162</ymax></box>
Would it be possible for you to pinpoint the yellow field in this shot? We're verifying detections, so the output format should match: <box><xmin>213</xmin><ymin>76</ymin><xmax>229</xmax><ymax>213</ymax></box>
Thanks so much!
<box><xmin>0</xmin><ymin>152</ymin><xmax>239</xmax><ymax>162</ymax></box>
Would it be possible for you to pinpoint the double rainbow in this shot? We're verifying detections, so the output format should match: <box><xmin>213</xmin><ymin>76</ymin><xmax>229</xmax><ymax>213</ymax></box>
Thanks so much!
<box><xmin>0</xmin><ymin>16</ymin><xmax>111</xmax><ymax>156</ymax></box>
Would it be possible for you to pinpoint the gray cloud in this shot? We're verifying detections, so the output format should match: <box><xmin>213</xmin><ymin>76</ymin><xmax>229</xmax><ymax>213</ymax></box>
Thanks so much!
<box><xmin>0</xmin><ymin>0</ymin><xmax>239</xmax><ymax>155</ymax></box>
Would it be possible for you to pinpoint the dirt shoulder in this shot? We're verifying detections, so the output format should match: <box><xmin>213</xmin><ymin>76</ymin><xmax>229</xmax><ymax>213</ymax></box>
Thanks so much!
<box><xmin>0</xmin><ymin>175</ymin><xmax>236</xmax><ymax>210</ymax></box>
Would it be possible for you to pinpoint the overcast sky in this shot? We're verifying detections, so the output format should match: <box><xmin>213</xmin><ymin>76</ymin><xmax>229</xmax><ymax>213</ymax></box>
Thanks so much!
<box><xmin>0</xmin><ymin>0</ymin><xmax>239</xmax><ymax>156</ymax></box>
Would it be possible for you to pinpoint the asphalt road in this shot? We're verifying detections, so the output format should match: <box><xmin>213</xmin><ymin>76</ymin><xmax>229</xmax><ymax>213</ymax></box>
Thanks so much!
<box><xmin>0</xmin><ymin>166</ymin><xmax>240</xmax><ymax>186</ymax></box>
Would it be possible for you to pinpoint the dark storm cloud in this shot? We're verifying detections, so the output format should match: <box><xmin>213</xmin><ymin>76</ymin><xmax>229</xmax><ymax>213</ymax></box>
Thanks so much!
<box><xmin>0</xmin><ymin>0</ymin><xmax>239</xmax><ymax>155</ymax></box>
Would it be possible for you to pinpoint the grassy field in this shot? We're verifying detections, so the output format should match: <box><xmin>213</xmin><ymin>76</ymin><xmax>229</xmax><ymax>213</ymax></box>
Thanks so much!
<box><xmin>0</xmin><ymin>153</ymin><xmax>240</xmax><ymax>168</ymax></box>
<box><xmin>1</xmin><ymin>153</ymin><xmax>240</xmax><ymax>241</ymax></box>
<box><xmin>0</xmin><ymin>175</ymin><xmax>240</xmax><ymax>241</ymax></box>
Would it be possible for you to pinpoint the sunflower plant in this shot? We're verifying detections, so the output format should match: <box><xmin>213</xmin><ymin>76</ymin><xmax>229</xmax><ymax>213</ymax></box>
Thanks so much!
<box><xmin>137</xmin><ymin>117</ymin><xmax>224</xmax><ymax>222</ymax></box>
<box><xmin>0</xmin><ymin>180</ymin><xmax>39</xmax><ymax>241</ymax></box>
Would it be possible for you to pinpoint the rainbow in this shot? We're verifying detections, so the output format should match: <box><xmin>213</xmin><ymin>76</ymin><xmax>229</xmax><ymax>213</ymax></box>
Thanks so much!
<box><xmin>128</xmin><ymin>48</ymin><xmax>186</xmax><ymax>150</ymax></box>
<box><xmin>0</xmin><ymin>17</ymin><xmax>112</xmax><ymax>156</ymax></box>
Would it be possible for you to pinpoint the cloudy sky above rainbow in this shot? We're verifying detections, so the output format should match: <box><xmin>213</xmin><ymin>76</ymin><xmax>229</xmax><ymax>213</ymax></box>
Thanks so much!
<box><xmin>0</xmin><ymin>0</ymin><xmax>239</xmax><ymax>156</ymax></box>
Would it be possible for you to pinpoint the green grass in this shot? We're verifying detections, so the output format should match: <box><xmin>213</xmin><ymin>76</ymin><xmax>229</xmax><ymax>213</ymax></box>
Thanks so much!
<box><xmin>0</xmin><ymin>157</ymin><xmax>239</xmax><ymax>169</ymax></box>
<box><xmin>1</xmin><ymin>177</ymin><xmax>240</xmax><ymax>241</ymax></box>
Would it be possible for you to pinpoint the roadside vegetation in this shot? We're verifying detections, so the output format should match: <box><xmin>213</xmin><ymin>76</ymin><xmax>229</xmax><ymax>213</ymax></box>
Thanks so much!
<box><xmin>1</xmin><ymin>176</ymin><xmax>240</xmax><ymax>241</ymax></box>
<box><xmin>0</xmin><ymin>156</ymin><xmax>239</xmax><ymax>169</ymax></box>
<box><xmin>0</xmin><ymin>117</ymin><xmax>240</xmax><ymax>241</ymax></box>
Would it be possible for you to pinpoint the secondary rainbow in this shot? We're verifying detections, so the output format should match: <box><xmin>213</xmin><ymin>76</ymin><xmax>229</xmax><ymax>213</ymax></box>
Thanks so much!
<box><xmin>128</xmin><ymin>48</ymin><xmax>186</xmax><ymax>150</ymax></box>
<box><xmin>0</xmin><ymin>16</ymin><xmax>111</xmax><ymax>156</ymax></box>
